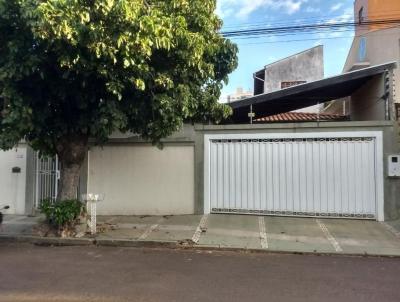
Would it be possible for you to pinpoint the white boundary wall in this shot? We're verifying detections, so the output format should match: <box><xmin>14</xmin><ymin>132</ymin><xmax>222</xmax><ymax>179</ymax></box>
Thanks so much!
<box><xmin>0</xmin><ymin>146</ymin><xmax>27</xmax><ymax>214</ymax></box>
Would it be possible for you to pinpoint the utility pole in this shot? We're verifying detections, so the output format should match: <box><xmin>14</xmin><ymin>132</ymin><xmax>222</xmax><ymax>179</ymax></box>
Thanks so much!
<box><xmin>248</xmin><ymin>104</ymin><xmax>255</xmax><ymax>124</ymax></box>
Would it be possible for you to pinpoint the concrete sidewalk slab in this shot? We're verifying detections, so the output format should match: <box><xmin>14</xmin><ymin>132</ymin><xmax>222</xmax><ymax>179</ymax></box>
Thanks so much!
<box><xmin>97</xmin><ymin>215</ymin><xmax>161</xmax><ymax>225</ymax></box>
<box><xmin>198</xmin><ymin>214</ymin><xmax>261</xmax><ymax>249</ymax></box>
<box><xmin>96</xmin><ymin>215</ymin><xmax>161</xmax><ymax>240</ymax></box>
<box><xmin>1</xmin><ymin>215</ymin><xmax>42</xmax><ymax>235</ymax></box>
<box><xmin>264</xmin><ymin>217</ymin><xmax>335</xmax><ymax>253</ymax></box>
<box><xmin>2</xmin><ymin>214</ymin><xmax>400</xmax><ymax>257</ymax></box>
<box><xmin>1</xmin><ymin>223</ymin><xmax>34</xmax><ymax>235</ymax></box>
<box><xmin>97</xmin><ymin>227</ymin><xmax>147</xmax><ymax>240</ymax></box>
<box><xmin>146</xmin><ymin>215</ymin><xmax>202</xmax><ymax>242</ymax></box>
<box><xmin>323</xmin><ymin>219</ymin><xmax>400</xmax><ymax>256</ymax></box>
<box><xmin>385</xmin><ymin>220</ymin><xmax>400</xmax><ymax>236</ymax></box>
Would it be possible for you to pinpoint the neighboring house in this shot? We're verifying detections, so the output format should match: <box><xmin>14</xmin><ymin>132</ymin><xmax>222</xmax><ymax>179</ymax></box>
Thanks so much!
<box><xmin>324</xmin><ymin>0</ymin><xmax>400</xmax><ymax>119</ymax></box>
<box><xmin>227</xmin><ymin>87</ymin><xmax>253</xmax><ymax>103</ymax></box>
<box><xmin>253</xmin><ymin>45</ymin><xmax>324</xmax><ymax>113</ymax></box>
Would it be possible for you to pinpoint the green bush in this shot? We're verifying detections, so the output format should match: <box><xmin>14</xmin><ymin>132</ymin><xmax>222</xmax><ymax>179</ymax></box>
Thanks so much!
<box><xmin>40</xmin><ymin>199</ymin><xmax>85</xmax><ymax>230</ymax></box>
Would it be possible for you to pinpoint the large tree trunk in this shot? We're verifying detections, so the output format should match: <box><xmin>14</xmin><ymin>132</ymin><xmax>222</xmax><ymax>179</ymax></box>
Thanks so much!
<box><xmin>56</xmin><ymin>134</ymin><xmax>88</xmax><ymax>201</ymax></box>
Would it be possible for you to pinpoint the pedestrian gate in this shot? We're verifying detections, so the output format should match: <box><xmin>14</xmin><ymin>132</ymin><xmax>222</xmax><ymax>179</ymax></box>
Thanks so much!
<box><xmin>34</xmin><ymin>153</ymin><xmax>59</xmax><ymax>208</ymax></box>
<box><xmin>204</xmin><ymin>132</ymin><xmax>384</xmax><ymax>220</ymax></box>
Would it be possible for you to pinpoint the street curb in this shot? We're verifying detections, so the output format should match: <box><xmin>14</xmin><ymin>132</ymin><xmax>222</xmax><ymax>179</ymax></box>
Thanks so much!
<box><xmin>1</xmin><ymin>234</ymin><xmax>400</xmax><ymax>259</ymax></box>
<box><xmin>0</xmin><ymin>235</ymin><xmax>95</xmax><ymax>246</ymax></box>
<box><xmin>96</xmin><ymin>238</ymin><xmax>178</xmax><ymax>248</ymax></box>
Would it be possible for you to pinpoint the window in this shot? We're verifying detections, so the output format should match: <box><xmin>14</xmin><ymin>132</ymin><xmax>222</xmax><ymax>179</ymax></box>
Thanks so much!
<box><xmin>359</xmin><ymin>7</ymin><xmax>364</xmax><ymax>24</ymax></box>
<box><xmin>281</xmin><ymin>81</ymin><xmax>306</xmax><ymax>89</ymax></box>
<box><xmin>395</xmin><ymin>103</ymin><xmax>400</xmax><ymax>121</ymax></box>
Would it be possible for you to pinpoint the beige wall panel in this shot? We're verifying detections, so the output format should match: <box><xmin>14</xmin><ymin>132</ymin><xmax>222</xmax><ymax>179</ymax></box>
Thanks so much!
<box><xmin>88</xmin><ymin>145</ymin><xmax>195</xmax><ymax>215</ymax></box>
<box><xmin>350</xmin><ymin>76</ymin><xmax>386</xmax><ymax>121</ymax></box>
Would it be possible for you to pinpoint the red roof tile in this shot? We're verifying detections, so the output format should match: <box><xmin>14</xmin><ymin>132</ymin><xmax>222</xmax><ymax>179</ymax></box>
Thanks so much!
<box><xmin>255</xmin><ymin>112</ymin><xmax>347</xmax><ymax>123</ymax></box>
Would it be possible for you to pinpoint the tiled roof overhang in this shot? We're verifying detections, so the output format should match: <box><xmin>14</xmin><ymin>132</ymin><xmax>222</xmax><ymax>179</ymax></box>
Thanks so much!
<box><xmin>255</xmin><ymin>112</ymin><xmax>347</xmax><ymax>123</ymax></box>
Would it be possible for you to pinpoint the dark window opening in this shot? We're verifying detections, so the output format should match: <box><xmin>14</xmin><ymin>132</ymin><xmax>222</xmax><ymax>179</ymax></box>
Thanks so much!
<box><xmin>359</xmin><ymin>7</ymin><xmax>364</xmax><ymax>24</ymax></box>
<box><xmin>253</xmin><ymin>71</ymin><xmax>265</xmax><ymax>95</ymax></box>
<box><xmin>395</xmin><ymin>103</ymin><xmax>400</xmax><ymax>121</ymax></box>
<box><xmin>281</xmin><ymin>81</ymin><xmax>306</xmax><ymax>89</ymax></box>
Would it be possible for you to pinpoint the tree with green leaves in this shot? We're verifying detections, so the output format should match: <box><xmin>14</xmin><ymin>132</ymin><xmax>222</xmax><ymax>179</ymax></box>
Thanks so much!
<box><xmin>0</xmin><ymin>0</ymin><xmax>238</xmax><ymax>200</ymax></box>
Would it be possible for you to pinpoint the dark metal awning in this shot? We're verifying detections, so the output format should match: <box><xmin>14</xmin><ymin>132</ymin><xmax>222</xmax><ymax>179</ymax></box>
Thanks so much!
<box><xmin>229</xmin><ymin>62</ymin><xmax>396</xmax><ymax>123</ymax></box>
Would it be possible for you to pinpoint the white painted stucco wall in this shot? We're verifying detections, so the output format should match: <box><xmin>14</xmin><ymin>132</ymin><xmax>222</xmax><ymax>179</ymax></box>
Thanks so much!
<box><xmin>0</xmin><ymin>146</ymin><xmax>27</xmax><ymax>214</ymax></box>
<box><xmin>87</xmin><ymin>145</ymin><xmax>195</xmax><ymax>215</ymax></box>
<box><xmin>263</xmin><ymin>45</ymin><xmax>324</xmax><ymax>94</ymax></box>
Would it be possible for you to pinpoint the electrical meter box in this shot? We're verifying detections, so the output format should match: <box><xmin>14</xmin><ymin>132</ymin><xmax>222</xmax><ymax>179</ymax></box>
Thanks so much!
<box><xmin>388</xmin><ymin>155</ymin><xmax>400</xmax><ymax>177</ymax></box>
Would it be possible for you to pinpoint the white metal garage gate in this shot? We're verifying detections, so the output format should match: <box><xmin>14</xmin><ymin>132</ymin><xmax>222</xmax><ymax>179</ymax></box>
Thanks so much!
<box><xmin>204</xmin><ymin>132</ymin><xmax>384</xmax><ymax>221</ymax></box>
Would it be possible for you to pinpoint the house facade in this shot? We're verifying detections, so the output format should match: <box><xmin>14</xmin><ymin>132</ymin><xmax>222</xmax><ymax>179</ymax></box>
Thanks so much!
<box><xmin>1</xmin><ymin>62</ymin><xmax>399</xmax><ymax>222</ymax></box>
<box><xmin>2</xmin><ymin>20</ymin><xmax>400</xmax><ymax>222</ymax></box>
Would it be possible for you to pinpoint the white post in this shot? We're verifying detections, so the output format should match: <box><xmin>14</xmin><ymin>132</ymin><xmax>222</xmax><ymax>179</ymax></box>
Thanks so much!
<box><xmin>35</xmin><ymin>152</ymin><xmax>39</xmax><ymax>208</ymax></box>
<box><xmin>54</xmin><ymin>155</ymin><xmax>60</xmax><ymax>202</ymax></box>
<box><xmin>82</xmin><ymin>193</ymin><xmax>104</xmax><ymax>235</ymax></box>
<box><xmin>88</xmin><ymin>200</ymin><xmax>97</xmax><ymax>234</ymax></box>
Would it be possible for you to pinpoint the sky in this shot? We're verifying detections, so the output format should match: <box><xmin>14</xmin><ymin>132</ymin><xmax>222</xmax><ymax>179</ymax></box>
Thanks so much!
<box><xmin>216</xmin><ymin>0</ymin><xmax>355</xmax><ymax>101</ymax></box>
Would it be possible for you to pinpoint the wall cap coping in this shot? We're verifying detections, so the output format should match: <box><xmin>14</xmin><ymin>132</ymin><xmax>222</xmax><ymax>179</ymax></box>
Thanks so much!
<box><xmin>195</xmin><ymin>121</ymin><xmax>394</xmax><ymax>131</ymax></box>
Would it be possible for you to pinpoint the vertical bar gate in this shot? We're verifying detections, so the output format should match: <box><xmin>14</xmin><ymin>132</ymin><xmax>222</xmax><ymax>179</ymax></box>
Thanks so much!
<box><xmin>34</xmin><ymin>153</ymin><xmax>60</xmax><ymax>208</ymax></box>
<box><xmin>205</xmin><ymin>133</ymin><xmax>383</xmax><ymax>220</ymax></box>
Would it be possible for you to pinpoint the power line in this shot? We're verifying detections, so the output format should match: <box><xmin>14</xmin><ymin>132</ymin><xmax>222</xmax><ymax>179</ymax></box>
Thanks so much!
<box><xmin>231</xmin><ymin>29</ymin><xmax>355</xmax><ymax>40</ymax></box>
<box><xmin>222</xmin><ymin>19</ymin><xmax>400</xmax><ymax>37</ymax></box>
<box><xmin>234</xmin><ymin>25</ymin><xmax>400</xmax><ymax>46</ymax></box>
<box><xmin>221</xmin><ymin>18</ymin><xmax>400</xmax><ymax>38</ymax></box>
<box><xmin>221</xmin><ymin>14</ymin><xmax>353</xmax><ymax>29</ymax></box>
<box><xmin>236</xmin><ymin>35</ymin><xmax>354</xmax><ymax>46</ymax></box>
<box><xmin>221</xmin><ymin>10</ymin><xmax>400</xmax><ymax>30</ymax></box>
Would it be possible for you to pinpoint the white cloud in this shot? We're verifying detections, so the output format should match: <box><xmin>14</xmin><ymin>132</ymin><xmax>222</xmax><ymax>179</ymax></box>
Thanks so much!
<box><xmin>317</xmin><ymin>7</ymin><xmax>354</xmax><ymax>39</ymax></box>
<box><xmin>218</xmin><ymin>8</ymin><xmax>234</xmax><ymax>19</ymax></box>
<box><xmin>216</xmin><ymin>0</ymin><xmax>237</xmax><ymax>18</ymax></box>
<box><xmin>326</xmin><ymin>7</ymin><xmax>354</xmax><ymax>24</ymax></box>
<box><xmin>305</xmin><ymin>7</ymin><xmax>321</xmax><ymax>13</ymax></box>
<box><xmin>313</xmin><ymin>40</ymin><xmax>323</xmax><ymax>46</ymax></box>
<box><xmin>217</xmin><ymin>0</ymin><xmax>308</xmax><ymax>20</ymax></box>
<box><xmin>330</xmin><ymin>3</ymin><xmax>344</xmax><ymax>12</ymax></box>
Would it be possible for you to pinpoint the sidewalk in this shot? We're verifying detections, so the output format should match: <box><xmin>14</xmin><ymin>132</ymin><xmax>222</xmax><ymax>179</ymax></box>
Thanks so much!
<box><xmin>1</xmin><ymin>215</ymin><xmax>42</xmax><ymax>235</ymax></box>
<box><xmin>2</xmin><ymin>214</ymin><xmax>400</xmax><ymax>257</ymax></box>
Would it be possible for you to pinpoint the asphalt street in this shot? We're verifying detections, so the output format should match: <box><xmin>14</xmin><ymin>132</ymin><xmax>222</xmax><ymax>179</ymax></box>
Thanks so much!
<box><xmin>1</xmin><ymin>243</ymin><xmax>400</xmax><ymax>302</ymax></box>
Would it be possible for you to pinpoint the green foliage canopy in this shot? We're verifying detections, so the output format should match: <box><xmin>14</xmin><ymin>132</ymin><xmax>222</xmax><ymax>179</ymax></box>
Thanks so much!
<box><xmin>0</xmin><ymin>0</ymin><xmax>238</xmax><ymax>154</ymax></box>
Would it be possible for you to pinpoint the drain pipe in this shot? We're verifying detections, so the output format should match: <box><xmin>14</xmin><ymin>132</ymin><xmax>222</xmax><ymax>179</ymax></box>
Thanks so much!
<box><xmin>384</xmin><ymin>70</ymin><xmax>391</xmax><ymax>121</ymax></box>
